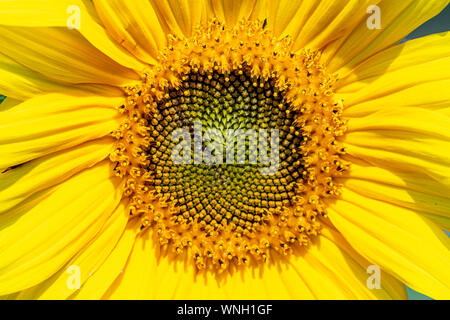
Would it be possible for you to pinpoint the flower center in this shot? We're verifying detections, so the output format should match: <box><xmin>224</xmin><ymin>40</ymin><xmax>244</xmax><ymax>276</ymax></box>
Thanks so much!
<box><xmin>148</xmin><ymin>68</ymin><xmax>302</xmax><ymax>233</ymax></box>
<box><xmin>111</xmin><ymin>20</ymin><xmax>348</xmax><ymax>271</ymax></box>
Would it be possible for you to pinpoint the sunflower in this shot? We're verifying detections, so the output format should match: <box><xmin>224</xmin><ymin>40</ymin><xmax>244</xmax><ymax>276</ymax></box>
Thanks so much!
<box><xmin>0</xmin><ymin>0</ymin><xmax>449</xmax><ymax>300</ymax></box>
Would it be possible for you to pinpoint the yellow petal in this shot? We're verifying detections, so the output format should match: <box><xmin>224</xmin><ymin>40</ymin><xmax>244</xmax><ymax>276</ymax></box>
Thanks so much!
<box><xmin>264</xmin><ymin>0</ymin><xmax>309</xmax><ymax>39</ymax></box>
<box><xmin>342</xmin><ymin>80</ymin><xmax>450</xmax><ymax>118</ymax></box>
<box><xmin>73</xmin><ymin>218</ymin><xmax>141</xmax><ymax>299</ymax></box>
<box><xmin>343</xmin><ymin>178</ymin><xmax>450</xmax><ymax>231</ymax></box>
<box><xmin>0</xmin><ymin>52</ymin><xmax>72</xmax><ymax>100</ymax></box>
<box><xmin>319</xmin><ymin>225</ymin><xmax>407</xmax><ymax>299</ymax></box>
<box><xmin>16</xmin><ymin>200</ymin><xmax>129</xmax><ymax>300</ymax></box>
<box><xmin>0</xmin><ymin>0</ymin><xmax>81</xmax><ymax>27</ymax></box>
<box><xmin>0</xmin><ymin>52</ymin><xmax>122</xmax><ymax>101</ymax></box>
<box><xmin>206</xmin><ymin>0</ymin><xmax>263</xmax><ymax>26</ymax></box>
<box><xmin>264</xmin><ymin>0</ymin><xmax>380</xmax><ymax>54</ymax></box>
<box><xmin>342</xmin><ymin>163</ymin><xmax>450</xmax><ymax>226</ymax></box>
<box><xmin>0</xmin><ymin>97</ymin><xmax>21</xmax><ymax>111</ymax></box>
<box><xmin>345</xmin><ymin>107</ymin><xmax>450</xmax><ymax>140</ymax></box>
<box><xmin>103</xmin><ymin>226</ymin><xmax>404</xmax><ymax>299</ymax></box>
<box><xmin>419</xmin><ymin>212</ymin><xmax>450</xmax><ymax>232</ymax></box>
<box><xmin>0</xmin><ymin>293</ymin><xmax>19</xmax><ymax>300</ymax></box>
<box><xmin>265</xmin><ymin>0</ymin><xmax>302</xmax><ymax>38</ymax></box>
<box><xmin>0</xmin><ymin>25</ymin><xmax>138</xmax><ymax>86</ymax></box>
<box><xmin>339</xmin><ymin>176</ymin><xmax>450</xmax><ymax>231</ymax></box>
<box><xmin>149</xmin><ymin>0</ymin><xmax>207</xmax><ymax>38</ymax></box>
<box><xmin>104</xmin><ymin>230</ymin><xmax>297</xmax><ymax>299</ymax></box>
<box><xmin>0</xmin><ymin>161</ymin><xmax>122</xmax><ymax>295</ymax></box>
<box><xmin>327</xmin><ymin>188</ymin><xmax>450</xmax><ymax>299</ymax></box>
<box><xmin>338</xmin><ymin>56</ymin><xmax>450</xmax><ymax>107</ymax></box>
<box><xmin>345</xmin><ymin>141</ymin><xmax>450</xmax><ymax>189</ymax></box>
<box><xmin>0</xmin><ymin>137</ymin><xmax>113</xmax><ymax>214</ymax></box>
<box><xmin>336</xmin><ymin>32</ymin><xmax>450</xmax><ymax>117</ymax></box>
<box><xmin>326</xmin><ymin>0</ymin><xmax>449</xmax><ymax>74</ymax></box>
<box><xmin>0</xmin><ymin>93</ymin><xmax>122</xmax><ymax>169</ymax></box>
<box><xmin>343</xmin><ymin>108</ymin><xmax>450</xmax><ymax>188</ymax></box>
<box><xmin>338</xmin><ymin>31</ymin><xmax>450</xmax><ymax>88</ymax></box>
<box><xmin>93</xmin><ymin>0</ymin><xmax>166</xmax><ymax>65</ymax></box>
<box><xmin>288</xmin><ymin>0</ymin><xmax>376</xmax><ymax>52</ymax></box>
<box><xmin>0</xmin><ymin>0</ymin><xmax>146</xmax><ymax>72</ymax></box>
<box><xmin>300</xmin><ymin>226</ymin><xmax>406</xmax><ymax>299</ymax></box>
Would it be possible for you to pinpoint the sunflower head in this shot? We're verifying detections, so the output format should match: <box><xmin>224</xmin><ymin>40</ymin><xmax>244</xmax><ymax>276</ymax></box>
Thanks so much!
<box><xmin>1</xmin><ymin>0</ymin><xmax>449</xmax><ymax>300</ymax></box>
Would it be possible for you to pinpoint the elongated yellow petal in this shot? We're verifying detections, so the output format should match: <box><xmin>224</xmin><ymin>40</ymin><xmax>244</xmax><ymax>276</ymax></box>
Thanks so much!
<box><xmin>419</xmin><ymin>212</ymin><xmax>450</xmax><ymax>231</ymax></box>
<box><xmin>338</xmin><ymin>57</ymin><xmax>450</xmax><ymax>107</ymax></box>
<box><xmin>0</xmin><ymin>52</ymin><xmax>73</xmax><ymax>101</ymax></box>
<box><xmin>345</xmin><ymin>141</ymin><xmax>450</xmax><ymax>190</ymax></box>
<box><xmin>342</xmin><ymin>108</ymin><xmax>450</xmax><ymax>187</ymax></box>
<box><xmin>297</xmin><ymin>227</ymin><xmax>406</xmax><ymax>299</ymax></box>
<box><xmin>342</xmin><ymin>158</ymin><xmax>450</xmax><ymax>231</ymax></box>
<box><xmin>73</xmin><ymin>219</ymin><xmax>141</xmax><ymax>300</ymax></box>
<box><xmin>0</xmin><ymin>25</ymin><xmax>138</xmax><ymax>86</ymax></box>
<box><xmin>0</xmin><ymin>93</ymin><xmax>122</xmax><ymax>169</ymax></box>
<box><xmin>0</xmin><ymin>0</ymin><xmax>146</xmax><ymax>72</ymax></box>
<box><xmin>103</xmin><ymin>231</ymin><xmax>175</xmax><ymax>300</ymax></box>
<box><xmin>338</xmin><ymin>32</ymin><xmax>450</xmax><ymax>87</ymax></box>
<box><xmin>336</xmin><ymin>32</ymin><xmax>450</xmax><ymax>118</ymax></box>
<box><xmin>93</xmin><ymin>0</ymin><xmax>166</xmax><ymax>65</ymax></box>
<box><xmin>0</xmin><ymin>161</ymin><xmax>122</xmax><ymax>295</ymax></box>
<box><xmin>0</xmin><ymin>52</ymin><xmax>122</xmax><ymax>101</ymax></box>
<box><xmin>285</xmin><ymin>247</ymin><xmax>367</xmax><ymax>299</ymax></box>
<box><xmin>103</xmin><ymin>230</ymin><xmax>299</xmax><ymax>299</ymax></box>
<box><xmin>320</xmin><ymin>226</ymin><xmax>407</xmax><ymax>299</ymax></box>
<box><xmin>342</xmin><ymin>80</ymin><xmax>450</xmax><ymax>117</ymax></box>
<box><xmin>149</xmin><ymin>0</ymin><xmax>206</xmax><ymax>38</ymax></box>
<box><xmin>326</xmin><ymin>0</ymin><xmax>449</xmax><ymax>73</ymax></box>
<box><xmin>16</xmin><ymin>201</ymin><xmax>129</xmax><ymax>300</ymax></box>
<box><xmin>0</xmin><ymin>137</ymin><xmax>113</xmax><ymax>214</ymax></box>
<box><xmin>206</xmin><ymin>0</ymin><xmax>262</xmax><ymax>26</ymax></box>
<box><xmin>264</xmin><ymin>0</ymin><xmax>379</xmax><ymax>54</ymax></box>
<box><xmin>343</xmin><ymin>162</ymin><xmax>450</xmax><ymax>217</ymax></box>
<box><xmin>346</xmin><ymin>107</ymin><xmax>450</xmax><ymax>140</ymax></box>
<box><xmin>0</xmin><ymin>0</ymin><xmax>73</xmax><ymax>26</ymax></box>
<box><xmin>265</xmin><ymin>0</ymin><xmax>310</xmax><ymax>39</ymax></box>
<box><xmin>0</xmin><ymin>97</ymin><xmax>21</xmax><ymax>111</ymax></box>
<box><xmin>291</xmin><ymin>0</ymin><xmax>375</xmax><ymax>52</ymax></box>
<box><xmin>341</xmin><ymin>177</ymin><xmax>450</xmax><ymax>231</ymax></box>
<box><xmin>0</xmin><ymin>293</ymin><xmax>19</xmax><ymax>300</ymax></box>
<box><xmin>327</xmin><ymin>188</ymin><xmax>450</xmax><ymax>299</ymax></box>
<box><xmin>103</xmin><ymin>225</ymin><xmax>404</xmax><ymax>299</ymax></box>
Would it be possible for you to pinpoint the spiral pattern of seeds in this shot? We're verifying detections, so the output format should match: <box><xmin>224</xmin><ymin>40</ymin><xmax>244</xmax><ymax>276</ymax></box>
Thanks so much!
<box><xmin>147</xmin><ymin>69</ymin><xmax>304</xmax><ymax>233</ymax></box>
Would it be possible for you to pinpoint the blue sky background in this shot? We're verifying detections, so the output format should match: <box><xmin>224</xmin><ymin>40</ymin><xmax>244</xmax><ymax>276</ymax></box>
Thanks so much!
<box><xmin>0</xmin><ymin>3</ymin><xmax>449</xmax><ymax>300</ymax></box>
<box><xmin>403</xmin><ymin>3</ymin><xmax>450</xmax><ymax>42</ymax></box>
